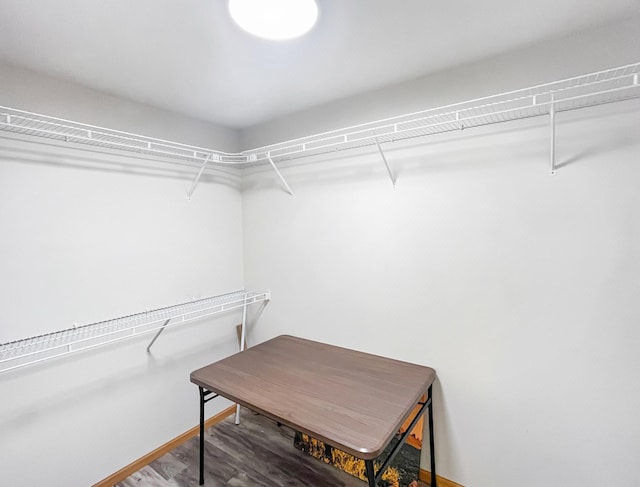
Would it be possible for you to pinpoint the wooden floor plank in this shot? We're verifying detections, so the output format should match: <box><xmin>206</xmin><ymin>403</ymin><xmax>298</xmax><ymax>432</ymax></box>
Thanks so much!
<box><xmin>119</xmin><ymin>407</ymin><xmax>428</xmax><ymax>487</ymax></box>
<box><xmin>118</xmin><ymin>465</ymin><xmax>169</xmax><ymax>487</ymax></box>
<box><xmin>148</xmin><ymin>452</ymin><xmax>188</xmax><ymax>481</ymax></box>
<box><xmin>207</xmin><ymin>418</ymin><xmax>352</xmax><ymax>486</ymax></box>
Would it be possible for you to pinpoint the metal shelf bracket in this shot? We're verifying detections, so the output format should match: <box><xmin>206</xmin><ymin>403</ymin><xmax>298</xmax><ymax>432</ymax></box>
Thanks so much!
<box><xmin>375</xmin><ymin>137</ymin><xmax>396</xmax><ymax>188</ymax></box>
<box><xmin>0</xmin><ymin>63</ymin><xmax>638</xmax><ymax>182</ymax></box>
<box><xmin>267</xmin><ymin>153</ymin><xmax>295</xmax><ymax>196</ymax></box>
<box><xmin>234</xmin><ymin>301</ymin><xmax>248</xmax><ymax>425</ymax></box>
<box><xmin>187</xmin><ymin>154</ymin><xmax>213</xmax><ymax>198</ymax></box>
<box><xmin>146</xmin><ymin>319</ymin><xmax>172</xmax><ymax>352</ymax></box>
<box><xmin>0</xmin><ymin>290</ymin><xmax>270</xmax><ymax>374</ymax></box>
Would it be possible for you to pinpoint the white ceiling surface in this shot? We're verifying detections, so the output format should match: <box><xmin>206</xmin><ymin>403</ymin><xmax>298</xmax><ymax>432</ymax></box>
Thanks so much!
<box><xmin>0</xmin><ymin>0</ymin><xmax>638</xmax><ymax>129</ymax></box>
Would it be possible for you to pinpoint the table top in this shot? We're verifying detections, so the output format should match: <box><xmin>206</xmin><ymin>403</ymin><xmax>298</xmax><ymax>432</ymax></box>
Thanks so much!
<box><xmin>190</xmin><ymin>335</ymin><xmax>436</xmax><ymax>459</ymax></box>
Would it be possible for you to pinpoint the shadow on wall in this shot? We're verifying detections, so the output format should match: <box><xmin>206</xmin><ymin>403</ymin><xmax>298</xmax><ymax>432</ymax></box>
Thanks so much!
<box><xmin>0</xmin><ymin>327</ymin><xmax>235</xmax><ymax>430</ymax></box>
<box><xmin>241</xmin><ymin>122</ymin><xmax>547</xmax><ymax>193</ymax></box>
<box><xmin>0</xmin><ymin>134</ymin><xmax>242</xmax><ymax>191</ymax></box>
<box><xmin>241</xmin><ymin>101</ymin><xmax>640</xmax><ymax>194</ymax></box>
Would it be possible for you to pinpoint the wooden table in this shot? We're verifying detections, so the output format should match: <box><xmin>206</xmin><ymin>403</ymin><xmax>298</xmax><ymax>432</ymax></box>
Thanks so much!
<box><xmin>190</xmin><ymin>335</ymin><xmax>437</xmax><ymax>486</ymax></box>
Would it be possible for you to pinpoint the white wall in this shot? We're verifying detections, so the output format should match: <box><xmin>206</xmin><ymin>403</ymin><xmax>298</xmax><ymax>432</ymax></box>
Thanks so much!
<box><xmin>240</xmin><ymin>15</ymin><xmax>640</xmax><ymax>149</ymax></box>
<box><xmin>241</xmin><ymin>18</ymin><xmax>640</xmax><ymax>486</ymax></box>
<box><xmin>242</xmin><ymin>100</ymin><xmax>640</xmax><ymax>487</ymax></box>
<box><xmin>0</xmin><ymin>74</ymin><xmax>245</xmax><ymax>485</ymax></box>
<box><xmin>1</xmin><ymin>14</ymin><xmax>639</xmax><ymax>487</ymax></box>
<box><xmin>0</xmin><ymin>61</ymin><xmax>240</xmax><ymax>152</ymax></box>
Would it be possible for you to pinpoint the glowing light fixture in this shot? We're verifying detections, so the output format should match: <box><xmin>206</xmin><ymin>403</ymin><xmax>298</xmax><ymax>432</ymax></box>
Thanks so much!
<box><xmin>228</xmin><ymin>0</ymin><xmax>319</xmax><ymax>41</ymax></box>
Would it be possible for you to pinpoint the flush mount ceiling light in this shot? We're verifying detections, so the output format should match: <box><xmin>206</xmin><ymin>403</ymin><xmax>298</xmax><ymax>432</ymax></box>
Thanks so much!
<box><xmin>228</xmin><ymin>0</ymin><xmax>319</xmax><ymax>41</ymax></box>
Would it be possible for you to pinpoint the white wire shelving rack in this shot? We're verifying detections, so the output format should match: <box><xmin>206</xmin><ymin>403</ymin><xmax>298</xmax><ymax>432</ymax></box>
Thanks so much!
<box><xmin>1</xmin><ymin>62</ymin><xmax>639</xmax><ymax>190</ymax></box>
<box><xmin>250</xmin><ymin>63</ymin><xmax>640</xmax><ymax>160</ymax></box>
<box><xmin>0</xmin><ymin>290</ymin><xmax>270</xmax><ymax>374</ymax></box>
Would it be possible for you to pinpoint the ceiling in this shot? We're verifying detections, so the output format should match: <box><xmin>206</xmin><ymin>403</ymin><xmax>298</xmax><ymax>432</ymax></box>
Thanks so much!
<box><xmin>0</xmin><ymin>0</ymin><xmax>638</xmax><ymax>129</ymax></box>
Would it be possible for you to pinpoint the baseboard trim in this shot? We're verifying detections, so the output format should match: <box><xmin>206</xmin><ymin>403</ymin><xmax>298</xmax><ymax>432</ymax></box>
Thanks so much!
<box><xmin>419</xmin><ymin>468</ymin><xmax>464</xmax><ymax>487</ymax></box>
<box><xmin>92</xmin><ymin>405</ymin><xmax>236</xmax><ymax>487</ymax></box>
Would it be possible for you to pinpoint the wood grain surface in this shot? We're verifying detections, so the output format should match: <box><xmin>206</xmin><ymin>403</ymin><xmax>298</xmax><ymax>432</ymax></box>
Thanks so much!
<box><xmin>190</xmin><ymin>335</ymin><xmax>436</xmax><ymax>459</ymax></box>
<box><xmin>116</xmin><ymin>407</ymin><xmax>432</xmax><ymax>487</ymax></box>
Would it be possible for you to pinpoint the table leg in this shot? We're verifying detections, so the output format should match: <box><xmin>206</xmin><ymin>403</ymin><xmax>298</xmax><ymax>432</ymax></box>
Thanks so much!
<box><xmin>365</xmin><ymin>459</ymin><xmax>376</xmax><ymax>487</ymax></box>
<box><xmin>428</xmin><ymin>385</ymin><xmax>437</xmax><ymax>487</ymax></box>
<box><xmin>199</xmin><ymin>386</ymin><xmax>205</xmax><ymax>486</ymax></box>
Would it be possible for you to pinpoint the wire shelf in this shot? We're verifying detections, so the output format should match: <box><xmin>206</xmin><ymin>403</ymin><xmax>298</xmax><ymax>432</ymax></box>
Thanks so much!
<box><xmin>0</xmin><ymin>63</ymin><xmax>639</xmax><ymax>169</ymax></box>
<box><xmin>0</xmin><ymin>290</ymin><xmax>270</xmax><ymax>373</ymax></box>
<box><xmin>247</xmin><ymin>62</ymin><xmax>640</xmax><ymax>162</ymax></box>
<box><xmin>0</xmin><ymin>106</ymin><xmax>244</xmax><ymax>168</ymax></box>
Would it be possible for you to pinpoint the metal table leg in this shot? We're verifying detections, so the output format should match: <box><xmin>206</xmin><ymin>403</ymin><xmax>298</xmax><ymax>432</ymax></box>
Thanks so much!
<box><xmin>428</xmin><ymin>385</ymin><xmax>437</xmax><ymax>487</ymax></box>
<box><xmin>195</xmin><ymin>385</ymin><xmax>435</xmax><ymax>486</ymax></box>
<box><xmin>199</xmin><ymin>387</ymin><xmax>205</xmax><ymax>486</ymax></box>
<box><xmin>363</xmin><ymin>391</ymin><xmax>432</xmax><ymax>487</ymax></box>
<box><xmin>197</xmin><ymin>386</ymin><xmax>218</xmax><ymax>486</ymax></box>
<box><xmin>365</xmin><ymin>459</ymin><xmax>376</xmax><ymax>487</ymax></box>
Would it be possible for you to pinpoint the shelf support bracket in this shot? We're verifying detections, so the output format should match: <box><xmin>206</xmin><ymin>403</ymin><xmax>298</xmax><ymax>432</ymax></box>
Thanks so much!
<box><xmin>375</xmin><ymin>137</ymin><xmax>396</xmax><ymax>188</ymax></box>
<box><xmin>549</xmin><ymin>100</ymin><xmax>556</xmax><ymax>175</ymax></box>
<box><xmin>146</xmin><ymin>319</ymin><xmax>171</xmax><ymax>352</ymax></box>
<box><xmin>267</xmin><ymin>154</ymin><xmax>294</xmax><ymax>196</ymax></box>
<box><xmin>234</xmin><ymin>296</ymin><xmax>249</xmax><ymax>425</ymax></box>
<box><xmin>187</xmin><ymin>154</ymin><xmax>212</xmax><ymax>199</ymax></box>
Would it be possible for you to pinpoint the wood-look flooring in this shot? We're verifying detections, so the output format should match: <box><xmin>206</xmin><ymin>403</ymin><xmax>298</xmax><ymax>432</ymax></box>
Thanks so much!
<box><xmin>117</xmin><ymin>408</ymin><xmax>428</xmax><ymax>487</ymax></box>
